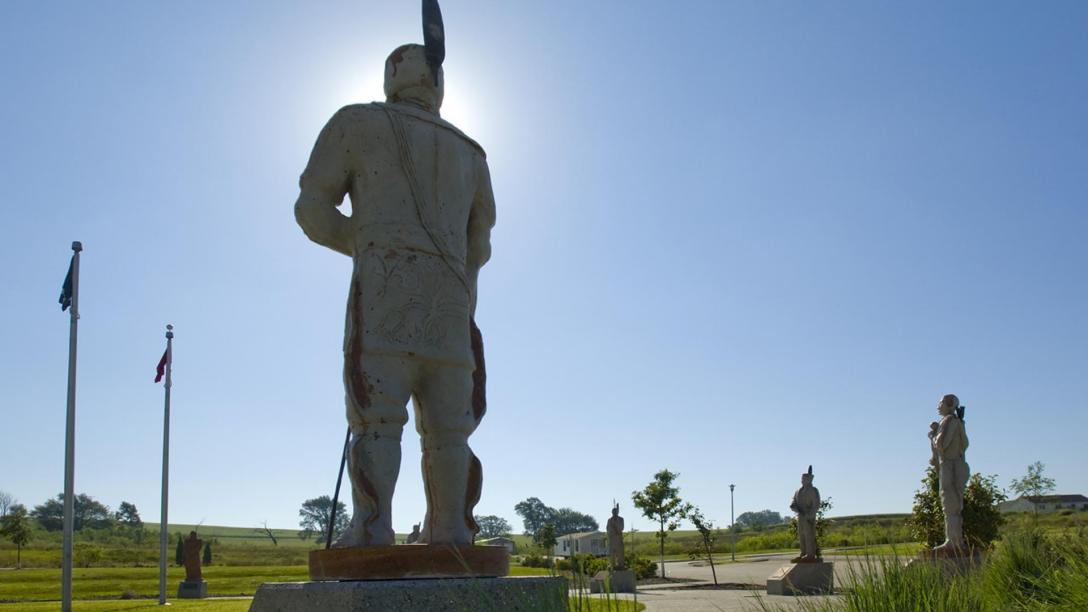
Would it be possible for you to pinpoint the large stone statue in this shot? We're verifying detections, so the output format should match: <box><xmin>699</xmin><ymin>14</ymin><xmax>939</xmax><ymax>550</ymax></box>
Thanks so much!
<box><xmin>294</xmin><ymin>0</ymin><xmax>495</xmax><ymax>547</ymax></box>
<box><xmin>606</xmin><ymin>504</ymin><xmax>625</xmax><ymax>570</ymax></box>
<box><xmin>929</xmin><ymin>393</ymin><xmax>970</xmax><ymax>552</ymax></box>
<box><xmin>790</xmin><ymin>466</ymin><xmax>820</xmax><ymax>563</ymax></box>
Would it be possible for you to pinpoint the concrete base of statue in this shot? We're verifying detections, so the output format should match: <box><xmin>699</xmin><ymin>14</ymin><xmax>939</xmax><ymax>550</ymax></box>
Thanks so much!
<box><xmin>177</xmin><ymin>580</ymin><xmax>208</xmax><ymax>599</ymax></box>
<box><xmin>307</xmin><ymin>544</ymin><xmax>508</xmax><ymax>580</ymax></box>
<box><xmin>907</xmin><ymin>546</ymin><xmax>983</xmax><ymax>574</ymax></box>
<box><xmin>249</xmin><ymin>576</ymin><xmax>568</xmax><ymax>612</ymax></box>
<box><xmin>766</xmin><ymin>561</ymin><xmax>834</xmax><ymax>595</ymax></box>
<box><xmin>590</xmin><ymin>569</ymin><xmax>636</xmax><ymax>594</ymax></box>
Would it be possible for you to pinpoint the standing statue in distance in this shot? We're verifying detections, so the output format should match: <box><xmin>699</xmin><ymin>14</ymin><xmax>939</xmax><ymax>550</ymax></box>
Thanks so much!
<box><xmin>929</xmin><ymin>394</ymin><xmax>970</xmax><ymax>552</ymax></box>
<box><xmin>790</xmin><ymin>466</ymin><xmax>821</xmax><ymax>563</ymax></box>
<box><xmin>606</xmin><ymin>504</ymin><xmax>625</xmax><ymax>570</ymax></box>
<box><xmin>294</xmin><ymin>0</ymin><xmax>496</xmax><ymax>548</ymax></box>
<box><xmin>183</xmin><ymin>531</ymin><xmax>203</xmax><ymax>582</ymax></box>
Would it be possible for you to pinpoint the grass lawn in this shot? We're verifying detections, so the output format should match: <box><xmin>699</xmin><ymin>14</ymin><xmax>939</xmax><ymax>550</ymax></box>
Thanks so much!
<box><xmin>0</xmin><ymin>565</ymin><xmax>552</xmax><ymax>603</ymax></box>
<box><xmin>0</xmin><ymin>600</ymin><xmax>250</xmax><ymax>611</ymax></box>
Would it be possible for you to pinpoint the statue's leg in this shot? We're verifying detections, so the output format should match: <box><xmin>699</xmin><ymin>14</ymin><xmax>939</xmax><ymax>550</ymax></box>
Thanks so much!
<box><xmin>336</xmin><ymin>354</ymin><xmax>414</xmax><ymax>547</ymax></box>
<box><xmin>413</xmin><ymin>361</ymin><xmax>479</xmax><ymax>545</ymax></box>
<box><xmin>937</xmin><ymin>459</ymin><xmax>966</xmax><ymax>549</ymax></box>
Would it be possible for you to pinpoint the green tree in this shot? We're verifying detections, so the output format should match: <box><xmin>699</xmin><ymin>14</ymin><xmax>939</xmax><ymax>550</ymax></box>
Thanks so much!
<box><xmin>735</xmin><ymin>509</ymin><xmax>784</xmax><ymax>531</ymax></box>
<box><xmin>175</xmin><ymin>533</ymin><xmax>184</xmax><ymax>566</ymax></box>
<box><xmin>632</xmin><ymin>469</ymin><xmax>692</xmax><ymax>579</ymax></box>
<box><xmin>514</xmin><ymin>497</ymin><xmax>597</xmax><ymax>538</ymax></box>
<box><xmin>202</xmin><ymin>542</ymin><xmax>212</xmax><ymax>565</ymax></box>
<box><xmin>474</xmin><ymin>515</ymin><xmax>512</xmax><ymax>539</ymax></box>
<box><xmin>1009</xmin><ymin>461</ymin><xmax>1057</xmax><ymax>514</ymax></box>
<box><xmin>0</xmin><ymin>504</ymin><xmax>32</xmax><ymax>568</ymax></box>
<box><xmin>686</xmin><ymin>506</ymin><xmax>719</xmax><ymax>586</ymax></box>
<box><xmin>31</xmin><ymin>493</ymin><xmax>112</xmax><ymax>531</ymax></box>
<box><xmin>298</xmin><ymin>496</ymin><xmax>349</xmax><ymax>543</ymax></box>
<box><xmin>536</xmin><ymin>522</ymin><xmax>557</xmax><ymax>564</ymax></box>
<box><xmin>906</xmin><ymin>465</ymin><xmax>1007</xmax><ymax>549</ymax></box>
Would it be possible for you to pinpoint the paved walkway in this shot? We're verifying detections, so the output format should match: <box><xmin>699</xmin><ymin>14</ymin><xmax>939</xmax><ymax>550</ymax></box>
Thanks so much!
<box><xmin>584</xmin><ymin>555</ymin><xmax>850</xmax><ymax>611</ymax></box>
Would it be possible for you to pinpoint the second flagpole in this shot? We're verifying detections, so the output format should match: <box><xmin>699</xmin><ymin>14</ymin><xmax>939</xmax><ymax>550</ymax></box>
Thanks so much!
<box><xmin>158</xmin><ymin>325</ymin><xmax>173</xmax><ymax>606</ymax></box>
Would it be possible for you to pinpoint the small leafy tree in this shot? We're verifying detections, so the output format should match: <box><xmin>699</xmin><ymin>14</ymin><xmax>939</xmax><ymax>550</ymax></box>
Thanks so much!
<box><xmin>175</xmin><ymin>533</ymin><xmax>184</xmax><ymax>566</ymax></box>
<box><xmin>0</xmin><ymin>491</ymin><xmax>13</xmax><ymax>517</ymax></box>
<box><xmin>1010</xmin><ymin>461</ymin><xmax>1057</xmax><ymax>514</ymax></box>
<box><xmin>474</xmin><ymin>515</ymin><xmax>512</xmax><ymax>539</ymax></box>
<box><xmin>687</xmin><ymin>506</ymin><xmax>719</xmax><ymax>586</ymax></box>
<box><xmin>536</xmin><ymin>522</ymin><xmax>557</xmax><ymax>564</ymax></box>
<box><xmin>0</xmin><ymin>504</ymin><xmax>32</xmax><ymax>568</ymax></box>
<box><xmin>202</xmin><ymin>542</ymin><xmax>212</xmax><ymax>565</ymax></box>
<box><xmin>906</xmin><ymin>466</ymin><xmax>1006</xmax><ymax>549</ymax></box>
<box><xmin>298</xmin><ymin>496</ymin><xmax>349</xmax><ymax>543</ymax></box>
<box><xmin>632</xmin><ymin>469</ymin><xmax>692</xmax><ymax>579</ymax></box>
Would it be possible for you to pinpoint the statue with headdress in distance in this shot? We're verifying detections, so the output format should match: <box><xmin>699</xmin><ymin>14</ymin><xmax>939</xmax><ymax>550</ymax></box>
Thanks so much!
<box><xmin>928</xmin><ymin>394</ymin><xmax>970</xmax><ymax>553</ymax></box>
<box><xmin>790</xmin><ymin>466</ymin><xmax>820</xmax><ymax>563</ymax></box>
<box><xmin>606</xmin><ymin>503</ymin><xmax>625</xmax><ymax>570</ymax></box>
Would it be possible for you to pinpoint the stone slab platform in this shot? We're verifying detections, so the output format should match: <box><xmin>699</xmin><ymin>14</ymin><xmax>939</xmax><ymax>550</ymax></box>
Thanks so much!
<box><xmin>177</xmin><ymin>579</ymin><xmax>207</xmax><ymax>599</ymax></box>
<box><xmin>249</xmin><ymin>576</ymin><xmax>568</xmax><ymax>612</ymax></box>
<box><xmin>309</xmin><ymin>544</ymin><xmax>508</xmax><ymax>581</ymax></box>
<box><xmin>766</xmin><ymin>562</ymin><xmax>834</xmax><ymax>595</ymax></box>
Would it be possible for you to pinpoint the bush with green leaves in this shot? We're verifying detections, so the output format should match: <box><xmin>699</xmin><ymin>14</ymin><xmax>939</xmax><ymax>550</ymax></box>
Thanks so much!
<box><xmin>905</xmin><ymin>465</ymin><xmax>1006</xmax><ymax>549</ymax></box>
<box><xmin>625</xmin><ymin>553</ymin><xmax>658</xmax><ymax>580</ymax></box>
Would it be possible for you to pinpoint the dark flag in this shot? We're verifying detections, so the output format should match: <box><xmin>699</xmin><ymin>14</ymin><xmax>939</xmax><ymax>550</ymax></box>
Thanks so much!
<box><xmin>154</xmin><ymin>349</ymin><xmax>168</xmax><ymax>383</ymax></box>
<box><xmin>59</xmin><ymin>256</ymin><xmax>74</xmax><ymax>311</ymax></box>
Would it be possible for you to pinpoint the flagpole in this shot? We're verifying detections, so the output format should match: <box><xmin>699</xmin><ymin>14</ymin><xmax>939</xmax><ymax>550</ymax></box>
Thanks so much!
<box><xmin>61</xmin><ymin>241</ymin><xmax>81</xmax><ymax>612</ymax></box>
<box><xmin>159</xmin><ymin>324</ymin><xmax>173</xmax><ymax>606</ymax></box>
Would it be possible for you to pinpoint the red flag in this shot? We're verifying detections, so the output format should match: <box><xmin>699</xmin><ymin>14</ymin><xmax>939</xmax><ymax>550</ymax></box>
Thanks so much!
<box><xmin>154</xmin><ymin>349</ymin><xmax>168</xmax><ymax>383</ymax></box>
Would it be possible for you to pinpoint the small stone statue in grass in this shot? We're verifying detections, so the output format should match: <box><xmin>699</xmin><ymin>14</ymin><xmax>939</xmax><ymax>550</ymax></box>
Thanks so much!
<box><xmin>929</xmin><ymin>393</ymin><xmax>970</xmax><ymax>553</ymax></box>
<box><xmin>790</xmin><ymin>466</ymin><xmax>821</xmax><ymax>563</ymax></box>
<box><xmin>406</xmin><ymin>523</ymin><xmax>421</xmax><ymax>544</ymax></box>
<box><xmin>183</xmin><ymin>531</ymin><xmax>203</xmax><ymax>581</ymax></box>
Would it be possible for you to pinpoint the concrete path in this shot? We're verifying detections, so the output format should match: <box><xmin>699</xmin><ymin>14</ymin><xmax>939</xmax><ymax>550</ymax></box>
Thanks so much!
<box><xmin>582</xmin><ymin>555</ymin><xmax>853</xmax><ymax>611</ymax></box>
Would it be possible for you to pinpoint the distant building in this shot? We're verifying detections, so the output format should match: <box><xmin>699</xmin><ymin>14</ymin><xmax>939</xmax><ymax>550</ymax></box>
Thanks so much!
<box><xmin>998</xmin><ymin>494</ymin><xmax>1088</xmax><ymax>514</ymax></box>
<box><xmin>478</xmin><ymin>537</ymin><xmax>517</xmax><ymax>554</ymax></box>
<box><xmin>553</xmin><ymin>531</ymin><xmax>608</xmax><ymax>558</ymax></box>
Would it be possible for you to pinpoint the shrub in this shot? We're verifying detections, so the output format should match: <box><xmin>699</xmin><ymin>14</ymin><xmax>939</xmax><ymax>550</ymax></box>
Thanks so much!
<box><xmin>906</xmin><ymin>466</ymin><xmax>1006</xmax><ymax>549</ymax></box>
<box><xmin>556</xmin><ymin>553</ymin><xmax>608</xmax><ymax>575</ymax></box>
<box><xmin>519</xmin><ymin>552</ymin><xmax>553</xmax><ymax>568</ymax></box>
<box><xmin>625</xmin><ymin>553</ymin><xmax>657</xmax><ymax>580</ymax></box>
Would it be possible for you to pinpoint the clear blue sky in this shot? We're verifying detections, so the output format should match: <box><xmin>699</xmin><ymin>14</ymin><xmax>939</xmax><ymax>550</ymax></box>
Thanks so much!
<box><xmin>2</xmin><ymin>1</ymin><xmax>1086</xmax><ymax>535</ymax></box>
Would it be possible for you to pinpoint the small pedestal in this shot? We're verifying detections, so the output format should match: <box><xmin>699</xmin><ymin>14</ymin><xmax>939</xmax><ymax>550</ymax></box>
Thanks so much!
<box><xmin>308</xmin><ymin>544</ymin><xmax>508</xmax><ymax>580</ymax></box>
<box><xmin>907</xmin><ymin>547</ymin><xmax>983</xmax><ymax>575</ymax></box>
<box><xmin>250</xmin><ymin>576</ymin><xmax>568</xmax><ymax>612</ymax></box>
<box><xmin>766</xmin><ymin>562</ymin><xmax>834</xmax><ymax>595</ymax></box>
<box><xmin>590</xmin><ymin>569</ymin><xmax>636</xmax><ymax>594</ymax></box>
<box><xmin>177</xmin><ymin>580</ymin><xmax>208</xmax><ymax>599</ymax></box>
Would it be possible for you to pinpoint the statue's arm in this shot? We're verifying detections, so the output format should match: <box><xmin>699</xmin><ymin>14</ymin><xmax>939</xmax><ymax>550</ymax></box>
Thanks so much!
<box><xmin>295</xmin><ymin>109</ymin><xmax>357</xmax><ymax>257</ymax></box>
<box><xmin>934</xmin><ymin>415</ymin><xmax>960</xmax><ymax>454</ymax></box>
<box><xmin>466</xmin><ymin>157</ymin><xmax>496</xmax><ymax>314</ymax></box>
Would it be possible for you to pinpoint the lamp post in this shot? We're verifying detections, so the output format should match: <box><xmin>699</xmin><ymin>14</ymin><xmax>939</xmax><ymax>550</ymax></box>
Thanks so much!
<box><xmin>729</xmin><ymin>484</ymin><xmax>736</xmax><ymax>562</ymax></box>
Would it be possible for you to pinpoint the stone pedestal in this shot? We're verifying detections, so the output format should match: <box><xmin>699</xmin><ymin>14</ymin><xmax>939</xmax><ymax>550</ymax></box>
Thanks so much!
<box><xmin>907</xmin><ymin>548</ymin><xmax>983</xmax><ymax>575</ymax></box>
<box><xmin>308</xmin><ymin>545</ymin><xmax>508</xmax><ymax>581</ymax></box>
<box><xmin>177</xmin><ymin>580</ymin><xmax>208</xmax><ymax>599</ymax></box>
<box><xmin>766</xmin><ymin>562</ymin><xmax>834</xmax><ymax>595</ymax></box>
<box><xmin>590</xmin><ymin>569</ymin><xmax>636</xmax><ymax>594</ymax></box>
<box><xmin>249</xmin><ymin>576</ymin><xmax>568</xmax><ymax>612</ymax></box>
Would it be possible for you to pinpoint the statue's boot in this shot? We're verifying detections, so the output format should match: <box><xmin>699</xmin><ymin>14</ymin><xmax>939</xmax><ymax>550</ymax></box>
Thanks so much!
<box><xmin>416</xmin><ymin>435</ymin><xmax>480</xmax><ymax>544</ymax></box>
<box><xmin>333</xmin><ymin>431</ymin><xmax>401</xmax><ymax>547</ymax></box>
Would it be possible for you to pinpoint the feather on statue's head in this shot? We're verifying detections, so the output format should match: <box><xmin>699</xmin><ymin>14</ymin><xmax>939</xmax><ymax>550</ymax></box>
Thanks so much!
<box><xmin>383</xmin><ymin>0</ymin><xmax>446</xmax><ymax>112</ymax></box>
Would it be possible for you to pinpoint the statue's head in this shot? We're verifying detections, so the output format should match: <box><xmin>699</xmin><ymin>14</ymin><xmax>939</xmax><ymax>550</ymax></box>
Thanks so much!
<box><xmin>938</xmin><ymin>394</ymin><xmax>959</xmax><ymax>416</ymax></box>
<box><xmin>384</xmin><ymin>44</ymin><xmax>444</xmax><ymax>112</ymax></box>
<box><xmin>612</xmin><ymin>504</ymin><xmax>620</xmax><ymax>517</ymax></box>
<box><xmin>188</xmin><ymin>531</ymin><xmax>198</xmax><ymax>540</ymax></box>
<box><xmin>802</xmin><ymin>465</ymin><xmax>814</xmax><ymax>486</ymax></box>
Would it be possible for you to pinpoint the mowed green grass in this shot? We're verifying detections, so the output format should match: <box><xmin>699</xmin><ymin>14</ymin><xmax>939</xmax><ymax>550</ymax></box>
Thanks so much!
<box><xmin>0</xmin><ymin>565</ymin><xmax>551</xmax><ymax>603</ymax></box>
<box><xmin>0</xmin><ymin>600</ymin><xmax>250</xmax><ymax>611</ymax></box>
<box><xmin>1</xmin><ymin>598</ymin><xmax>642</xmax><ymax>612</ymax></box>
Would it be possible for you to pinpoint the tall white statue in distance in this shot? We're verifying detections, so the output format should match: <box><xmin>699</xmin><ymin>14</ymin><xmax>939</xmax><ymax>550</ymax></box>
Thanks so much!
<box><xmin>929</xmin><ymin>394</ymin><xmax>970</xmax><ymax>552</ymax></box>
